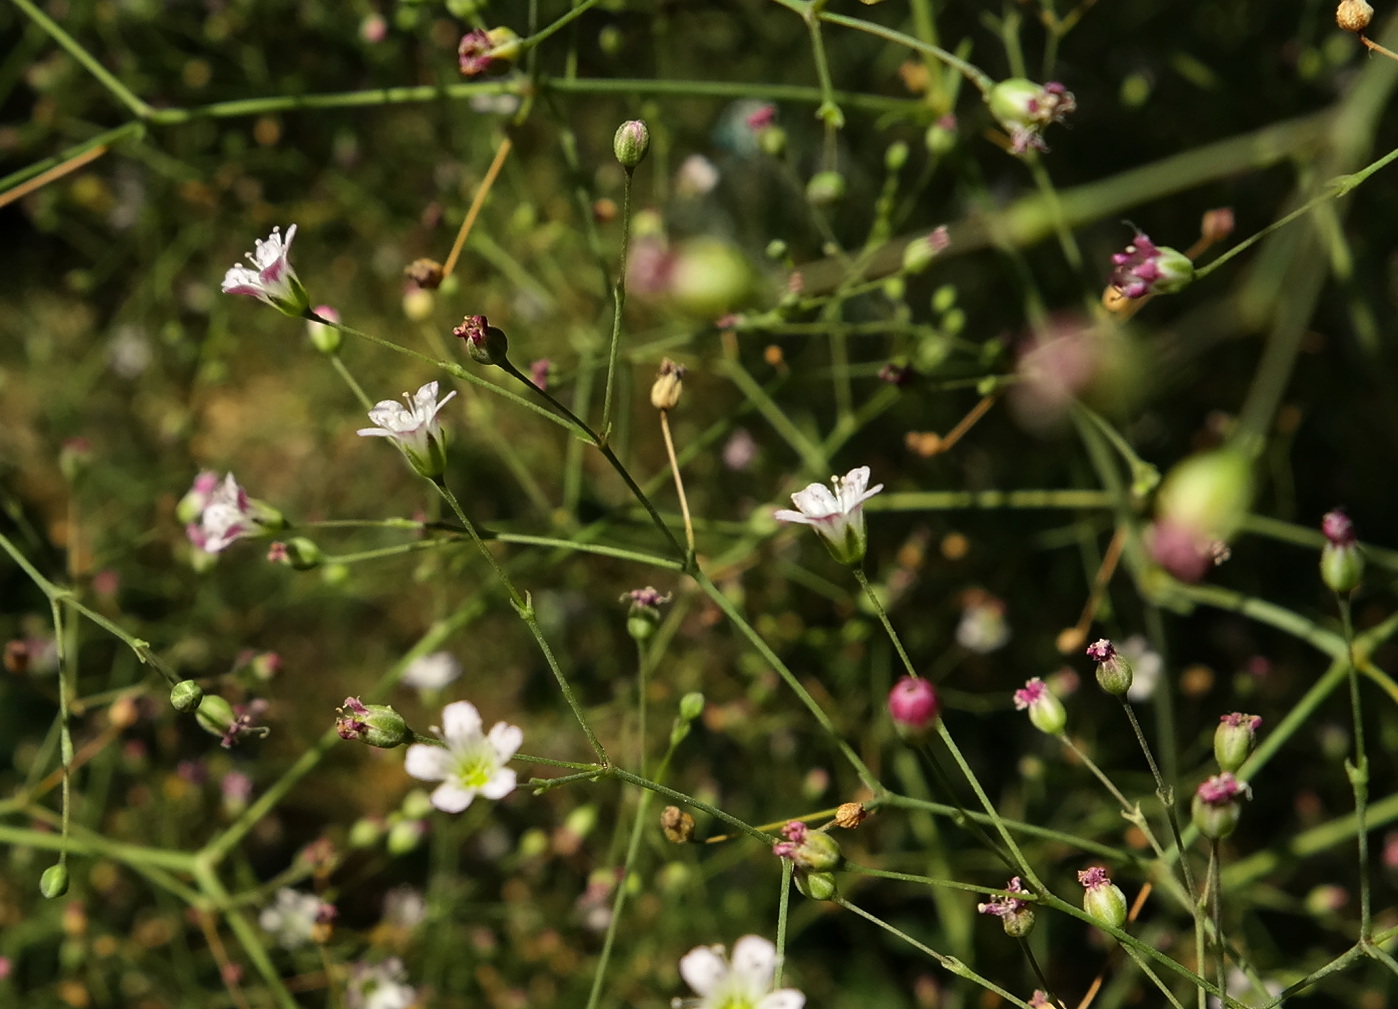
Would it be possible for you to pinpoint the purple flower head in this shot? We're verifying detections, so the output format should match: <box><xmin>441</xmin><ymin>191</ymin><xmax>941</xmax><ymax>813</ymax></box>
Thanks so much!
<box><xmin>771</xmin><ymin>820</ymin><xmax>808</xmax><ymax>859</ymax></box>
<box><xmin>1220</xmin><ymin>712</ymin><xmax>1262</xmax><ymax>732</ymax></box>
<box><xmin>977</xmin><ymin>876</ymin><xmax>1029</xmax><ymax>916</ymax></box>
<box><xmin>221</xmin><ymin>699</ymin><xmax>269</xmax><ymax>749</ymax></box>
<box><xmin>746</xmin><ymin>104</ymin><xmax>777</xmax><ymax>131</ymax></box>
<box><xmin>221</xmin><ymin>225</ymin><xmax>310</xmax><ymax>316</ymax></box>
<box><xmin>1014</xmin><ymin>679</ymin><xmax>1047</xmax><ymax>709</ymax></box>
<box><xmin>458</xmin><ymin>29</ymin><xmax>493</xmax><ymax>76</ymax></box>
<box><xmin>887</xmin><ymin>676</ymin><xmax>939</xmax><ymax>733</ymax></box>
<box><xmin>626</xmin><ymin>586</ymin><xmax>672</xmax><ymax>610</ymax></box>
<box><xmin>1078</xmin><ymin>866</ymin><xmax>1112</xmax><ymax>890</ymax></box>
<box><xmin>1084</xmin><ymin>639</ymin><xmax>1115</xmax><ymax>663</ymax></box>
<box><xmin>1109</xmin><ymin>230</ymin><xmax>1194</xmax><ymax>299</ymax></box>
<box><xmin>986</xmin><ymin>78</ymin><xmax>1076</xmax><ymax>155</ymax></box>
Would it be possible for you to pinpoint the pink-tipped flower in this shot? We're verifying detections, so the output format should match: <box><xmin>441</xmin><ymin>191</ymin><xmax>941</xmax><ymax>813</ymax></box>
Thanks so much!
<box><xmin>1214</xmin><ymin>713</ymin><xmax>1261</xmax><ymax>773</ymax></box>
<box><xmin>1108</xmin><ymin>230</ymin><xmax>1193</xmax><ymax>300</ymax></box>
<box><xmin>1192</xmin><ymin>771</ymin><xmax>1251</xmax><ymax>839</ymax></box>
<box><xmin>403</xmin><ymin>701</ymin><xmax>522</xmax><ymax>813</ymax></box>
<box><xmin>1078</xmin><ymin>866</ymin><xmax>1127</xmax><ymax>929</ymax></box>
<box><xmin>771</xmin><ymin>820</ymin><xmax>841</xmax><ymax>872</ymax></box>
<box><xmin>357</xmin><ymin>381</ymin><xmax>457</xmax><ymax>479</ymax></box>
<box><xmin>184</xmin><ymin>473</ymin><xmax>284</xmax><ymax>554</ymax></box>
<box><xmin>774</xmin><ymin>466</ymin><xmax>884</xmax><ymax>566</ymax></box>
<box><xmin>1320</xmin><ymin>508</ymin><xmax>1363</xmax><ymax>594</ymax></box>
<box><xmin>335</xmin><ymin>697</ymin><xmax>409</xmax><ymax>749</ymax></box>
<box><xmin>986</xmin><ymin>79</ymin><xmax>1076</xmax><ymax>154</ymax></box>
<box><xmin>977</xmin><ymin>876</ymin><xmax>1035</xmax><ymax>937</ymax></box>
<box><xmin>1014</xmin><ymin>677</ymin><xmax>1066</xmax><ymax>736</ymax></box>
<box><xmin>221</xmin><ymin>225</ymin><xmax>310</xmax><ymax>317</ymax></box>
<box><xmin>457</xmin><ymin>27</ymin><xmax>521</xmax><ymax>77</ymax></box>
<box><xmin>678</xmin><ymin>936</ymin><xmax>805</xmax><ymax>1009</ymax></box>
<box><xmin>746</xmin><ymin>104</ymin><xmax>777</xmax><ymax>131</ymax></box>
<box><xmin>888</xmin><ymin>676</ymin><xmax>940</xmax><ymax>735</ymax></box>
<box><xmin>1086</xmin><ymin>638</ymin><xmax>1133</xmax><ymax>696</ymax></box>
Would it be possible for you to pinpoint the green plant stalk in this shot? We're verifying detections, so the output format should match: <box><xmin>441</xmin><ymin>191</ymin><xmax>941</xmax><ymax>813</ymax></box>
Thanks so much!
<box><xmin>601</xmin><ymin>163</ymin><xmax>636</xmax><ymax>436</ymax></box>
<box><xmin>774</xmin><ymin>859</ymin><xmax>794</xmax><ymax>986</ymax></box>
<box><xmin>1058</xmin><ymin>735</ymin><xmax>1168</xmax><ymax>859</ymax></box>
<box><xmin>719</xmin><ymin>357</ymin><xmax>829</xmax><ymax>474</ymax></box>
<box><xmin>1208</xmin><ymin>842</ymin><xmax>1226</xmax><ymax>1009</ymax></box>
<box><xmin>834</xmin><ymin>897</ymin><xmax>1029</xmax><ymax>1007</ymax></box>
<box><xmin>1337</xmin><ymin>597</ymin><xmax>1372</xmax><ymax>940</ymax></box>
<box><xmin>844</xmin><ymin>864</ymin><xmax>1025</xmax><ymax>897</ymax></box>
<box><xmin>434</xmin><ymin>480</ymin><xmax>608</xmax><ymax>765</ymax></box>
<box><xmin>10</xmin><ymin>0</ymin><xmax>154</xmax><ymax>117</ymax></box>
<box><xmin>195</xmin><ymin>863</ymin><xmax>298</xmax><ymax>1009</ymax></box>
<box><xmin>605</xmin><ymin>765</ymin><xmax>772</xmax><ymax>843</ymax></box>
<box><xmin>692</xmin><ymin>566</ymin><xmax>881</xmax><ymax>794</ymax></box>
<box><xmin>852</xmin><ymin>567</ymin><xmax>917</xmax><ymax>679</ymax></box>
<box><xmin>818</xmin><ymin>10</ymin><xmax>993</xmax><ymax>95</ymax></box>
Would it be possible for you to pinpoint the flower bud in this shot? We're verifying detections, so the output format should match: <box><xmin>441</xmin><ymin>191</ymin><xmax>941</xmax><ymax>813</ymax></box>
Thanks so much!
<box><xmin>1214</xmin><ymin>712</ymin><xmax>1261</xmax><ymax>772</ymax></box>
<box><xmin>806</xmin><ymin>170</ymin><xmax>846</xmax><ymax>206</ymax></box>
<box><xmin>170</xmin><ymin>680</ymin><xmax>204</xmax><ymax>713</ymax></box>
<box><xmin>613</xmin><ymin>120</ymin><xmax>650</xmax><ymax>170</ymax></box>
<box><xmin>1192</xmin><ymin>772</ymin><xmax>1250</xmax><ymax>840</ymax></box>
<box><xmin>386</xmin><ymin>818</ymin><xmax>426</xmax><ymax>856</ymax></box>
<box><xmin>924</xmin><ymin>115</ymin><xmax>957</xmax><ymax>156</ymax></box>
<box><xmin>1337</xmin><ymin>0</ymin><xmax>1374</xmax><ymax>32</ymax></box>
<box><xmin>833</xmin><ymin>802</ymin><xmax>868</xmax><ymax>829</ymax></box>
<box><xmin>678</xmin><ymin>692</ymin><xmax>705</xmax><ymax>723</ymax></box>
<box><xmin>1078</xmin><ymin>867</ymin><xmax>1127</xmax><ymax>929</ymax></box>
<box><xmin>195</xmin><ymin>694</ymin><xmax>236</xmax><ymax>740</ymax></box>
<box><xmin>348</xmin><ymin>817</ymin><xmax>386</xmax><ymax>849</ymax></box>
<box><xmin>1086</xmin><ymin>639</ymin><xmax>1133</xmax><ymax>696</ymax></box>
<box><xmin>650</xmin><ymin>359</ymin><xmax>686</xmax><ymax>410</ymax></box>
<box><xmin>661</xmin><ymin>805</ymin><xmax>696</xmax><ymax>843</ymax></box>
<box><xmin>758</xmin><ymin>125</ymin><xmax>787</xmax><ymax>157</ymax></box>
<box><xmin>306</xmin><ymin>306</ymin><xmax>342</xmax><ymax>354</ymax></box>
<box><xmin>668</xmin><ymin>238</ymin><xmax>753</xmax><ymax>318</ymax></box>
<box><xmin>1155</xmin><ymin>448</ymin><xmax>1253</xmax><ymax>544</ymax></box>
<box><xmin>335</xmin><ymin>697</ymin><xmax>410</xmax><ymax>749</ymax></box>
<box><xmin>40</xmin><ymin>863</ymin><xmax>69</xmax><ymax>899</ymax></box>
<box><xmin>901</xmin><ymin>226</ymin><xmax>950</xmax><ymax>274</ymax></box>
<box><xmin>978</xmin><ymin>877</ymin><xmax>1036</xmax><ymax>937</ymax></box>
<box><xmin>772</xmin><ymin>820</ymin><xmax>843</xmax><ymax>872</ymax></box>
<box><xmin>1200</xmin><ymin>208</ymin><xmax>1235</xmax><ymax>244</ymax></box>
<box><xmin>1320</xmin><ymin>508</ymin><xmax>1363</xmax><ymax>594</ymax></box>
<box><xmin>794</xmin><ymin>870</ymin><xmax>838</xmax><ymax>900</ymax></box>
<box><xmin>453</xmin><ymin>314</ymin><xmax>510</xmax><ymax>367</ymax></box>
<box><xmin>986</xmin><ymin>79</ymin><xmax>1076</xmax><ymax>155</ymax></box>
<box><xmin>1013</xmin><ymin>677</ymin><xmax>1067</xmax><ymax>735</ymax></box>
<box><xmin>887</xmin><ymin>676</ymin><xmax>940</xmax><ymax>736</ymax></box>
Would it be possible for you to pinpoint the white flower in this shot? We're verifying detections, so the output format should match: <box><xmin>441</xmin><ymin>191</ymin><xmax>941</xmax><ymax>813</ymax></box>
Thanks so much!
<box><xmin>1121</xmin><ymin>635</ymin><xmax>1164</xmax><ymax>702</ymax></box>
<box><xmin>345</xmin><ymin>957</ymin><xmax>416</xmax><ymax>1009</ymax></box>
<box><xmin>774</xmin><ymin>466</ymin><xmax>884</xmax><ymax>565</ymax></box>
<box><xmin>955</xmin><ymin>591</ymin><xmax>1010</xmax><ymax>654</ymax></box>
<box><xmin>403</xmin><ymin>701</ymin><xmax>521</xmax><ymax>813</ymax></box>
<box><xmin>679</xmin><ymin>935</ymin><xmax>805</xmax><ymax>1009</ymax></box>
<box><xmin>221</xmin><ymin>225</ymin><xmax>310</xmax><ymax>316</ymax></box>
<box><xmin>185</xmin><ymin>473</ymin><xmax>277</xmax><ymax>554</ymax></box>
<box><xmin>400</xmin><ymin>652</ymin><xmax>462</xmax><ymax>691</ymax></box>
<box><xmin>259</xmin><ymin>888</ymin><xmax>322</xmax><ymax>950</ymax></box>
<box><xmin>357</xmin><ymin>381</ymin><xmax>457</xmax><ymax>479</ymax></box>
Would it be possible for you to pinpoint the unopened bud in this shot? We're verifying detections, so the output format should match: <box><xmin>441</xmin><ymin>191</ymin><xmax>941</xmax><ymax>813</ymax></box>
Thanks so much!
<box><xmin>650</xmin><ymin>358</ymin><xmax>686</xmax><ymax>410</ymax></box>
<box><xmin>306</xmin><ymin>305</ymin><xmax>342</xmax><ymax>354</ymax></box>
<box><xmin>1013</xmin><ymin>677</ymin><xmax>1067</xmax><ymax>735</ymax></box>
<box><xmin>1337</xmin><ymin>0</ymin><xmax>1374</xmax><ymax>32</ymax></box>
<box><xmin>901</xmin><ymin>226</ymin><xmax>950</xmax><ymax>274</ymax></box>
<box><xmin>806</xmin><ymin>171</ymin><xmax>846</xmax><ymax>207</ymax></box>
<box><xmin>170</xmin><ymin>680</ymin><xmax>204</xmax><ymax>713</ymax></box>
<box><xmin>794</xmin><ymin>870</ymin><xmax>838</xmax><ymax>901</ymax></box>
<box><xmin>613</xmin><ymin>120</ymin><xmax>651</xmax><ymax>170</ymax></box>
<box><xmin>1214</xmin><ymin>712</ymin><xmax>1261</xmax><ymax>772</ymax></box>
<box><xmin>772</xmin><ymin>820</ymin><xmax>842</xmax><ymax>872</ymax></box>
<box><xmin>1200</xmin><ymin>208</ymin><xmax>1235</xmax><ymax>244</ymax></box>
<box><xmin>1192</xmin><ymin>772</ymin><xmax>1250</xmax><ymax>839</ymax></box>
<box><xmin>1320</xmin><ymin>508</ymin><xmax>1364</xmax><ymax>594</ymax></box>
<box><xmin>661</xmin><ymin>805</ymin><xmax>696</xmax><ymax>843</ymax></box>
<box><xmin>40</xmin><ymin>863</ymin><xmax>69</xmax><ymax>899</ymax></box>
<box><xmin>678</xmin><ymin>692</ymin><xmax>705</xmax><ymax>722</ymax></box>
<box><xmin>270</xmin><ymin>537</ymin><xmax>323</xmax><ymax>570</ymax></box>
<box><xmin>195</xmin><ymin>694</ymin><xmax>236</xmax><ymax>740</ymax></box>
<box><xmin>833</xmin><ymin>802</ymin><xmax>868</xmax><ymax>829</ymax></box>
<box><xmin>888</xmin><ymin>675</ymin><xmax>940</xmax><ymax>736</ymax></box>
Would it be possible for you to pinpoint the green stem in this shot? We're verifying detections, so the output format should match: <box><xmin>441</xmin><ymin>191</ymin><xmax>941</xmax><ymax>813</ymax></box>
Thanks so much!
<box><xmin>10</xmin><ymin>0</ymin><xmax>154</xmax><ymax>117</ymax></box>
<box><xmin>1338</xmin><ymin>597</ymin><xmax>1372</xmax><ymax>940</ymax></box>
<box><xmin>817</xmin><ymin>11</ymin><xmax>994</xmax><ymax>96</ymax></box>
<box><xmin>852</xmin><ymin>566</ymin><xmax>917</xmax><ymax>679</ymax></box>
<box><xmin>601</xmin><ymin>165</ymin><xmax>635</xmax><ymax>436</ymax></box>
<box><xmin>433</xmin><ymin>480</ymin><xmax>608</xmax><ymax>764</ymax></box>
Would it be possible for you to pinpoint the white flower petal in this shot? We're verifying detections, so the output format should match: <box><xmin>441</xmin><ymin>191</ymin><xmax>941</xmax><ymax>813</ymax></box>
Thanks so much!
<box><xmin>430</xmin><ymin>780</ymin><xmax>476</xmax><ymax>813</ymax></box>
<box><xmin>403</xmin><ymin>743</ymin><xmax>451</xmax><ymax>782</ymax></box>
<box><xmin>439</xmin><ymin>701</ymin><xmax>484</xmax><ymax>743</ymax></box>
<box><xmin>788</xmin><ymin>482</ymin><xmax>839</xmax><ymax>518</ymax></box>
<box><xmin>478</xmin><ymin>767</ymin><xmax>516</xmax><ymax>800</ymax></box>
<box><xmin>487</xmin><ymin>721</ymin><xmax>523</xmax><ymax>760</ymax></box>
<box><xmin>759</xmin><ymin>990</ymin><xmax>806</xmax><ymax>1009</ymax></box>
<box><xmin>679</xmin><ymin>945</ymin><xmax>728</xmax><ymax>997</ymax></box>
<box><xmin>730</xmin><ymin>935</ymin><xmax>778</xmax><ymax>990</ymax></box>
<box><xmin>773</xmin><ymin>508</ymin><xmax>816</xmax><ymax>526</ymax></box>
<box><xmin>841</xmin><ymin>466</ymin><xmax>870</xmax><ymax>498</ymax></box>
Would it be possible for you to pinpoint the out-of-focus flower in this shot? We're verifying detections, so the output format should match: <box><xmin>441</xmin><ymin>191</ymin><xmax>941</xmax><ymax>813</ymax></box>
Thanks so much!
<box><xmin>723</xmin><ymin>428</ymin><xmax>758</xmax><ymax>471</ymax></box>
<box><xmin>1109</xmin><ymin>231</ymin><xmax>1193</xmax><ymax>300</ymax></box>
<box><xmin>986</xmin><ymin>78</ymin><xmax>1075</xmax><ymax>154</ymax></box>
<box><xmin>774</xmin><ymin>466</ymin><xmax>884</xmax><ymax>566</ymax></box>
<box><xmin>1014</xmin><ymin>677</ymin><xmax>1066</xmax><ymax>736</ymax></box>
<box><xmin>184</xmin><ymin>473</ymin><xmax>283</xmax><ymax>554</ymax></box>
<box><xmin>457</xmin><ymin>27</ymin><xmax>521</xmax><ymax>77</ymax></box>
<box><xmin>676</xmin><ymin>154</ymin><xmax>721</xmax><ymax>197</ymax></box>
<box><xmin>259</xmin><ymin>888</ymin><xmax>327</xmax><ymax>950</ymax></box>
<box><xmin>359</xmin><ymin>13</ymin><xmax>387</xmax><ymax>43</ymax></box>
<box><xmin>678</xmin><ymin>935</ymin><xmax>805</xmax><ymax>1009</ymax></box>
<box><xmin>221</xmin><ymin>225</ymin><xmax>310</xmax><ymax>316</ymax></box>
<box><xmin>1150</xmin><ymin>448</ymin><xmax>1252</xmax><ymax>582</ymax></box>
<box><xmin>357</xmin><ymin>381</ymin><xmax>457</xmax><ymax>480</ymax></box>
<box><xmin>401</xmin><ymin>652</ymin><xmax>462</xmax><ymax>692</ymax></box>
<box><xmin>956</xmin><ymin>590</ymin><xmax>1009</xmax><ymax>653</ymax></box>
<box><xmin>345</xmin><ymin>957</ymin><xmax>416</xmax><ymax>1009</ymax></box>
<box><xmin>888</xmin><ymin>676</ymin><xmax>939</xmax><ymax>735</ymax></box>
<box><xmin>1119</xmin><ymin>635</ymin><xmax>1163</xmax><ymax>702</ymax></box>
<box><xmin>403</xmin><ymin>701</ymin><xmax>522</xmax><ymax>813</ymax></box>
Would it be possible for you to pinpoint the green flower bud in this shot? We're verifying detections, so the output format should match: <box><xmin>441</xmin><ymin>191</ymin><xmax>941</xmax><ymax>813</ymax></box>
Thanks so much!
<box><xmin>1086</xmin><ymin>639</ymin><xmax>1133</xmax><ymax>696</ymax></box>
<box><xmin>1078</xmin><ymin>867</ymin><xmax>1127</xmax><ymax>929</ymax></box>
<box><xmin>613</xmin><ymin>119</ymin><xmax>651</xmax><ymax>170</ymax></box>
<box><xmin>794</xmin><ymin>870</ymin><xmax>838</xmax><ymax>901</ymax></box>
<box><xmin>348</xmin><ymin>817</ymin><xmax>386</xmax><ymax>849</ymax></box>
<box><xmin>40</xmin><ymin>863</ymin><xmax>69</xmax><ymax>899</ymax></box>
<box><xmin>385</xmin><ymin>818</ymin><xmax>425</xmax><ymax>856</ymax></box>
<box><xmin>1214</xmin><ymin>713</ymin><xmax>1260</xmax><ymax>773</ymax></box>
<box><xmin>170</xmin><ymin>680</ymin><xmax>204</xmax><ymax>713</ymax></box>
<box><xmin>1321</xmin><ymin>509</ymin><xmax>1363</xmax><ymax>594</ymax></box>
<box><xmin>1192</xmin><ymin>772</ymin><xmax>1249</xmax><ymax>840</ymax></box>
<box><xmin>806</xmin><ymin>171</ymin><xmax>846</xmax><ymax>207</ymax></box>
<box><xmin>335</xmin><ymin>697</ymin><xmax>409</xmax><ymax>749</ymax></box>
<box><xmin>195</xmin><ymin>694</ymin><xmax>236</xmax><ymax>739</ymax></box>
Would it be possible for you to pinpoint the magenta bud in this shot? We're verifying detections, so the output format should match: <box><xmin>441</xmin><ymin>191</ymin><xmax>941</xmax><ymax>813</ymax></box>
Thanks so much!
<box><xmin>888</xmin><ymin>676</ymin><xmax>939</xmax><ymax>734</ymax></box>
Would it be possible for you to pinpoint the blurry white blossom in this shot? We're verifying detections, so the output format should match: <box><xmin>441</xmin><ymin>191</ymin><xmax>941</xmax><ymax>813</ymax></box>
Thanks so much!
<box><xmin>400</xmin><ymin>652</ymin><xmax>462</xmax><ymax>692</ymax></box>
<box><xmin>259</xmin><ymin>888</ymin><xmax>322</xmax><ymax>950</ymax></box>
<box><xmin>345</xmin><ymin>957</ymin><xmax>416</xmax><ymax>1009</ymax></box>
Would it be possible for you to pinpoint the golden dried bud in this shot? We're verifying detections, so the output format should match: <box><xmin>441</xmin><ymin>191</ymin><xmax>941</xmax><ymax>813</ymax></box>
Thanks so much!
<box><xmin>1200</xmin><ymin>208</ymin><xmax>1235</xmax><ymax>244</ymax></box>
<box><xmin>651</xmin><ymin>358</ymin><xmax>686</xmax><ymax>411</ymax></box>
<box><xmin>1337</xmin><ymin>0</ymin><xmax>1374</xmax><ymax>32</ymax></box>
<box><xmin>404</xmin><ymin>258</ymin><xmax>445</xmax><ymax>290</ymax></box>
<box><xmin>833</xmin><ymin>802</ymin><xmax>868</xmax><ymax>829</ymax></box>
<box><xmin>660</xmin><ymin>805</ymin><xmax>696</xmax><ymax>843</ymax></box>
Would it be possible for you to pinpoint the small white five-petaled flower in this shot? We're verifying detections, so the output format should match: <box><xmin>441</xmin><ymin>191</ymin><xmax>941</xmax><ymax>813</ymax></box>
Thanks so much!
<box><xmin>357</xmin><ymin>381</ymin><xmax>458</xmax><ymax>480</ymax></box>
<box><xmin>678</xmin><ymin>935</ymin><xmax>805</xmax><ymax>1009</ymax></box>
<box><xmin>773</xmin><ymin>465</ymin><xmax>883</xmax><ymax>566</ymax></box>
<box><xmin>403</xmin><ymin>701</ymin><xmax>521</xmax><ymax>814</ymax></box>
<box><xmin>184</xmin><ymin>472</ymin><xmax>282</xmax><ymax>554</ymax></box>
<box><xmin>221</xmin><ymin>225</ymin><xmax>310</xmax><ymax>317</ymax></box>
